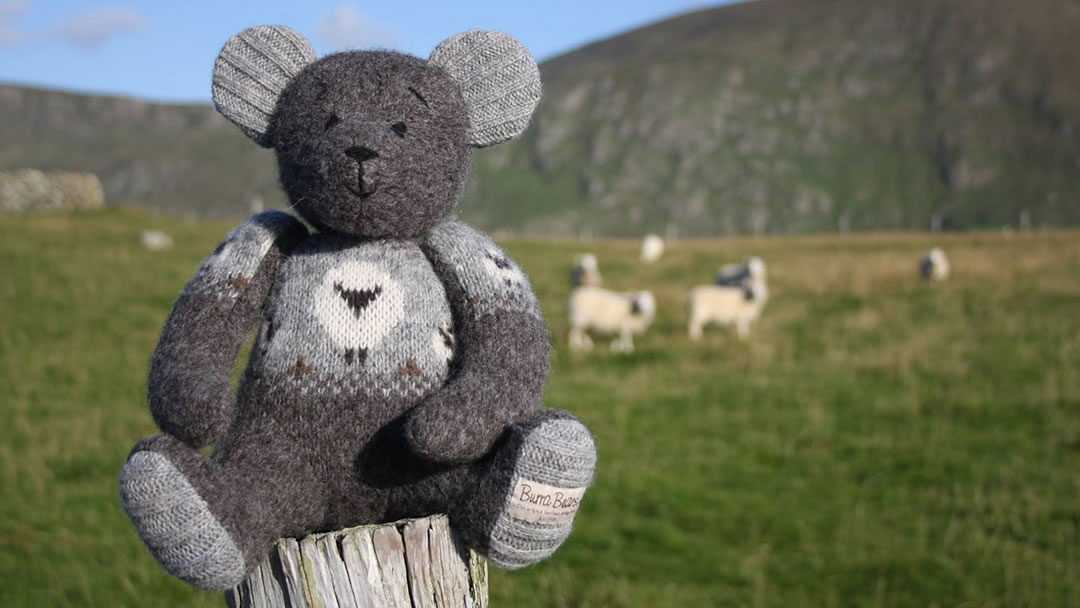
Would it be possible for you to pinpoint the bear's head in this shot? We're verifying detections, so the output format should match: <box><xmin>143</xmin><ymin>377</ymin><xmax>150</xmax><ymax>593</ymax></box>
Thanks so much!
<box><xmin>211</xmin><ymin>27</ymin><xmax>540</xmax><ymax>238</ymax></box>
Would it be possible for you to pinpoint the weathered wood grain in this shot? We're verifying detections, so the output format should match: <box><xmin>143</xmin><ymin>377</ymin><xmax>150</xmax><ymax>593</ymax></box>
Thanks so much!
<box><xmin>317</xmin><ymin>534</ymin><xmax>357</xmax><ymax>608</ymax></box>
<box><xmin>277</xmin><ymin>538</ymin><xmax>309</xmax><ymax>608</ymax></box>
<box><xmin>403</xmin><ymin>519</ymin><xmax>436</xmax><ymax>608</ymax></box>
<box><xmin>428</xmin><ymin>517</ymin><xmax>472</xmax><ymax>608</ymax></box>
<box><xmin>340</xmin><ymin>531</ymin><xmax>381</xmax><ymax>608</ymax></box>
<box><xmin>372</xmin><ymin>525</ymin><xmax>412</xmax><ymax>608</ymax></box>
<box><xmin>225</xmin><ymin>515</ymin><xmax>487</xmax><ymax>608</ymax></box>
<box><xmin>300</xmin><ymin>536</ymin><xmax>338</xmax><ymax>608</ymax></box>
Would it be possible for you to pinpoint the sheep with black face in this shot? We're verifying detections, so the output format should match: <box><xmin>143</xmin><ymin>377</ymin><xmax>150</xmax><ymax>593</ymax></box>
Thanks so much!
<box><xmin>688</xmin><ymin>257</ymin><xmax>768</xmax><ymax>341</ymax></box>
<box><xmin>920</xmin><ymin>247</ymin><xmax>950</xmax><ymax>282</ymax></box>
<box><xmin>119</xmin><ymin>26</ymin><xmax>596</xmax><ymax>591</ymax></box>
<box><xmin>567</xmin><ymin>287</ymin><xmax>656</xmax><ymax>353</ymax></box>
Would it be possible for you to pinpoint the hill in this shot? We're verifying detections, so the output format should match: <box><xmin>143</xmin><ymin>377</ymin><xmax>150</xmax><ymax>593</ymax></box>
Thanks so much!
<box><xmin>464</xmin><ymin>0</ymin><xmax>1080</xmax><ymax>235</ymax></box>
<box><xmin>2</xmin><ymin>0</ymin><xmax>1078</xmax><ymax>234</ymax></box>
<box><xmin>0</xmin><ymin>85</ymin><xmax>283</xmax><ymax>219</ymax></box>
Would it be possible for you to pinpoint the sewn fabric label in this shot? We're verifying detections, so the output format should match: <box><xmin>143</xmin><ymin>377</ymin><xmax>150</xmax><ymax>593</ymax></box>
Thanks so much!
<box><xmin>507</xmin><ymin>478</ymin><xmax>587</xmax><ymax>525</ymax></box>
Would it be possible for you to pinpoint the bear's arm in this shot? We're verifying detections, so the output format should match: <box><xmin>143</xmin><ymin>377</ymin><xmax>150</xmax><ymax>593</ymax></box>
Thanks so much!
<box><xmin>148</xmin><ymin>211</ymin><xmax>308</xmax><ymax>448</ymax></box>
<box><xmin>412</xmin><ymin>218</ymin><xmax>550</xmax><ymax>463</ymax></box>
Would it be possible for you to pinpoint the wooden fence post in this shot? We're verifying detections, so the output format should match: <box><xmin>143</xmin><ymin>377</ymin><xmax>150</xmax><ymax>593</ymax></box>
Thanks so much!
<box><xmin>225</xmin><ymin>514</ymin><xmax>488</xmax><ymax>608</ymax></box>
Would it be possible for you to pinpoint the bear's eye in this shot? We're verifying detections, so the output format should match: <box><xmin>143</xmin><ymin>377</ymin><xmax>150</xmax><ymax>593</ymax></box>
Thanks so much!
<box><xmin>408</xmin><ymin>87</ymin><xmax>429</xmax><ymax>107</ymax></box>
<box><xmin>391</xmin><ymin>122</ymin><xmax>408</xmax><ymax>138</ymax></box>
<box><xmin>324</xmin><ymin>114</ymin><xmax>341</xmax><ymax>131</ymax></box>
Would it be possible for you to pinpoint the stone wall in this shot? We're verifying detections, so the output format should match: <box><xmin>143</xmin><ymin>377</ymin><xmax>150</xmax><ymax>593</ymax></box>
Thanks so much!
<box><xmin>0</xmin><ymin>170</ymin><xmax>105</xmax><ymax>213</ymax></box>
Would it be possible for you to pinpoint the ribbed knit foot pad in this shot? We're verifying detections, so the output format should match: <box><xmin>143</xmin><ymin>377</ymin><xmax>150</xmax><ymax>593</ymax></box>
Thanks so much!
<box><xmin>119</xmin><ymin>451</ymin><xmax>246</xmax><ymax>590</ymax></box>
<box><xmin>486</xmin><ymin>415</ymin><xmax>596</xmax><ymax>569</ymax></box>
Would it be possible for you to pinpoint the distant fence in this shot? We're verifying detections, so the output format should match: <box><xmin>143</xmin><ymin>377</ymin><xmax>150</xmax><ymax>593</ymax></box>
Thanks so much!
<box><xmin>0</xmin><ymin>169</ymin><xmax>105</xmax><ymax>213</ymax></box>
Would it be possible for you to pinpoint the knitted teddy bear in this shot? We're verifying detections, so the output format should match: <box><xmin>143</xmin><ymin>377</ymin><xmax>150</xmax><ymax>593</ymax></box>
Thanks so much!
<box><xmin>119</xmin><ymin>26</ymin><xmax>596</xmax><ymax>591</ymax></box>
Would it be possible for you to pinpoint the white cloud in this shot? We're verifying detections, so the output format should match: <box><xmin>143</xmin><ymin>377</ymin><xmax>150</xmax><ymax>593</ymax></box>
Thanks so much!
<box><xmin>0</xmin><ymin>2</ymin><xmax>145</xmax><ymax>51</ymax></box>
<box><xmin>0</xmin><ymin>0</ymin><xmax>29</xmax><ymax>47</ymax></box>
<box><xmin>316</xmin><ymin>3</ymin><xmax>397</xmax><ymax>52</ymax></box>
<box><xmin>55</xmin><ymin>7</ymin><xmax>144</xmax><ymax>50</ymax></box>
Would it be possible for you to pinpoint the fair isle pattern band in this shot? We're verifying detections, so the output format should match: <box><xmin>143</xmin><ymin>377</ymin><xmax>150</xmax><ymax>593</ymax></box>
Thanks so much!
<box><xmin>265</xmin><ymin>365</ymin><xmax>447</xmax><ymax>402</ymax></box>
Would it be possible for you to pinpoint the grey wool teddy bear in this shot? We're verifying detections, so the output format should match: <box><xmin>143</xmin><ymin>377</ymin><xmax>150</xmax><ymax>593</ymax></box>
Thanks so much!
<box><xmin>118</xmin><ymin>26</ymin><xmax>597</xmax><ymax>591</ymax></box>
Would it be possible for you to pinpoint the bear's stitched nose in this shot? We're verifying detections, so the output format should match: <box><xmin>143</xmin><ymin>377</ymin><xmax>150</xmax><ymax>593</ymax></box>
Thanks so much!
<box><xmin>345</xmin><ymin>146</ymin><xmax>379</xmax><ymax>163</ymax></box>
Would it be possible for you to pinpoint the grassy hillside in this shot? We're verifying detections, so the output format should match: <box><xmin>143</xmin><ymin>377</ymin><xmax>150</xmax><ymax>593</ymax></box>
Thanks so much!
<box><xmin>2</xmin><ymin>210</ymin><xmax>1079</xmax><ymax>606</ymax></box>
<box><xmin>0</xmin><ymin>85</ymin><xmax>285</xmax><ymax>219</ymax></box>
<box><xmin>3</xmin><ymin>0</ymin><xmax>1079</xmax><ymax>235</ymax></box>
<box><xmin>464</xmin><ymin>0</ymin><xmax>1080</xmax><ymax>235</ymax></box>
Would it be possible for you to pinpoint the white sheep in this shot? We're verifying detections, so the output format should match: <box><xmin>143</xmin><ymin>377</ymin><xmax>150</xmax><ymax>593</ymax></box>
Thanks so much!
<box><xmin>920</xmin><ymin>247</ymin><xmax>950</xmax><ymax>282</ymax></box>
<box><xmin>567</xmin><ymin>287</ymin><xmax>656</xmax><ymax>353</ymax></box>
<box><xmin>687</xmin><ymin>273</ymin><xmax>768</xmax><ymax>341</ymax></box>
<box><xmin>715</xmin><ymin>256</ymin><xmax>765</xmax><ymax>286</ymax></box>
<box><xmin>140</xmin><ymin>230</ymin><xmax>174</xmax><ymax>251</ymax></box>
<box><xmin>569</xmin><ymin>253</ymin><xmax>602</xmax><ymax>287</ymax></box>
<box><xmin>640</xmin><ymin>234</ymin><xmax>664</xmax><ymax>263</ymax></box>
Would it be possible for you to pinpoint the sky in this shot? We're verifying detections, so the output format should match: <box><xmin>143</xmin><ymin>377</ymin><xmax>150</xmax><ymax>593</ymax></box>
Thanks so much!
<box><xmin>0</xmin><ymin>0</ymin><xmax>732</xmax><ymax>103</ymax></box>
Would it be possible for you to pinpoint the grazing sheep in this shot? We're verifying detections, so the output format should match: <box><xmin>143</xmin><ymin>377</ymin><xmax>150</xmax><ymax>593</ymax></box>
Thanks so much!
<box><xmin>687</xmin><ymin>274</ymin><xmax>768</xmax><ymax>341</ymax></box>
<box><xmin>920</xmin><ymin>247</ymin><xmax>950</xmax><ymax>282</ymax></box>
<box><xmin>568</xmin><ymin>287</ymin><xmax>656</xmax><ymax>353</ymax></box>
<box><xmin>640</xmin><ymin>234</ymin><xmax>664</xmax><ymax>263</ymax></box>
<box><xmin>140</xmin><ymin>230</ymin><xmax>174</xmax><ymax>251</ymax></box>
<box><xmin>569</xmin><ymin>253</ymin><xmax>603</xmax><ymax>287</ymax></box>
<box><xmin>715</xmin><ymin>263</ymin><xmax>747</xmax><ymax>286</ymax></box>
<box><xmin>715</xmin><ymin>256</ymin><xmax>765</xmax><ymax>286</ymax></box>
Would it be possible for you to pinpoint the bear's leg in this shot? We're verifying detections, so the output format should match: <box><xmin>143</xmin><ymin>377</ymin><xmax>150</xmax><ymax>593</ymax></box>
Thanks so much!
<box><xmin>119</xmin><ymin>435</ymin><xmax>245</xmax><ymax>590</ymax></box>
<box><xmin>119</xmin><ymin>435</ymin><xmax>323</xmax><ymax>590</ymax></box>
<box><xmin>449</xmin><ymin>409</ymin><xmax>596</xmax><ymax>569</ymax></box>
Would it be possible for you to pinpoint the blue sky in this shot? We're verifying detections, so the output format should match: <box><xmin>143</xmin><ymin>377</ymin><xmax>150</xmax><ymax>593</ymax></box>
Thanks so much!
<box><xmin>0</xmin><ymin>0</ymin><xmax>731</xmax><ymax>103</ymax></box>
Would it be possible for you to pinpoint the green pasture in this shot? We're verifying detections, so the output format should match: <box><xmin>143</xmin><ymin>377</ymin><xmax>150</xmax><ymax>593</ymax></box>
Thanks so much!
<box><xmin>2</xmin><ymin>209</ymin><xmax>1078</xmax><ymax>606</ymax></box>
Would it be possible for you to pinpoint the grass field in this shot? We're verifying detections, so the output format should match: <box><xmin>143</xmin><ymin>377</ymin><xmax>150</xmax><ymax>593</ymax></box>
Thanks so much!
<box><xmin>2</xmin><ymin>208</ymin><xmax>1079</xmax><ymax>607</ymax></box>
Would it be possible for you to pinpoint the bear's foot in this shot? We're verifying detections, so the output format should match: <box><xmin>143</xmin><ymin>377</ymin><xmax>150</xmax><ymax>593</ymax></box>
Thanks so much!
<box><xmin>464</xmin><ymin>410</ymin><xmax>596</xmax><ymax>569</ymax></box>
<box><xmin>119</xmin><ymin>442</ymin><xmax>246</xmax><ymax>590</ymax></box>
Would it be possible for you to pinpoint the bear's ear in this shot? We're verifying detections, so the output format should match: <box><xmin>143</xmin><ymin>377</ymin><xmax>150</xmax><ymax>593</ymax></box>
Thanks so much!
<box><xmin>212</xmin><ymin>26</ymin><xmax>317</xmax><ymax>148</ymax></box>
<box><xmin>429</xmin><ymin>30</ymin><xmax>541</xmax><ymax>148</ymax></box>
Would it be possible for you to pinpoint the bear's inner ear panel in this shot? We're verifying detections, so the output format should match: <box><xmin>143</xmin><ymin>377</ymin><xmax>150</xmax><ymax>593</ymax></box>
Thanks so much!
<box><xmin>212</xmin><ymin>25</ymin><xmax>318</xmax><ymax>148</ymax></box>
<box><xmin>428</xmin><ymin>30</ymin><xmax>541</xmax><ymax>148</ymax></box>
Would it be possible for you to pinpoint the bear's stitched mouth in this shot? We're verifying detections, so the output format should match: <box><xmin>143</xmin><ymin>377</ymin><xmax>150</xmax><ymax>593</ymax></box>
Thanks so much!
<box><xmin>346</xmin><ymin>169</ymin><xmax>379</xmax><ymax>198</ymax></box>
